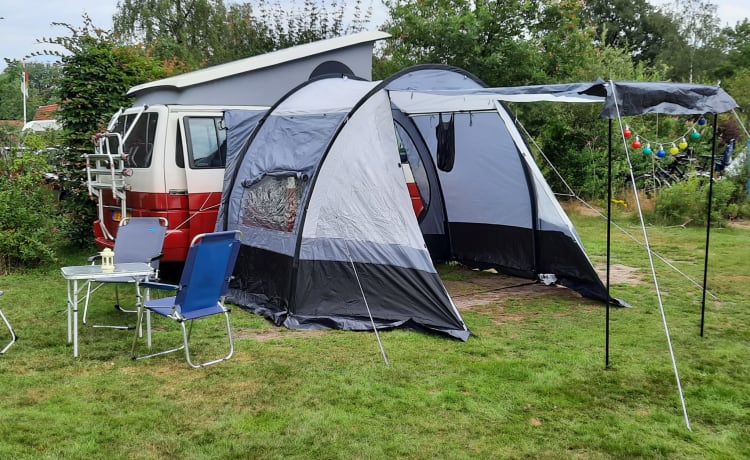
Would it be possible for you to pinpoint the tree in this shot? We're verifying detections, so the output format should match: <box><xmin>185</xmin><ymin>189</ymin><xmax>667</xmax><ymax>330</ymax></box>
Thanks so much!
<box><xmin>580</xmin><ymin>0</ymin><xmax>680</xmax><ymax>65</ymax></box>
<box><xmin>113</xmin><ymin>0</ymin><xmax>229</xmax><ymax>69</ymax></box>
<box><xmin>715</xmin><ymin>19</ymin><xmax>750</xmax><ymax>80</ymax></box>
<box><xmin>380</xmin><ymin>0</ymin><xmax>544</xmax><ymax>86</ymax></box>
<box><xmin>36</xmin><ymin>15</ymin><xmax>167</xmax><ymax>246</ymax></box>
<box><xmin>656</xmin><ymin>0</ymin><xmax>726</xmax><ymax>83</ymax></box>
<box><xmin>255</xmin><ymin>0</ymin><xmax>373</xmax><ymax>50</ymax></box>
<box><xmin>0</xmin><ymin>61</ymin><xmax>61</xmax><ymax>121</ymax></box>
<box><xmin>114</xmin><ymin>0</ymin><xmax>374</xmax><ymax>68</ymax></box>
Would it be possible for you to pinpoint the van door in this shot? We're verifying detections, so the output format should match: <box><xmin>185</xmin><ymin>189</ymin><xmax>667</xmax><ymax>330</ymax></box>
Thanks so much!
<box><xmin>181</xmin><ymin>115</ymin><xmax>227</xmax><ymax>242</ymax></box>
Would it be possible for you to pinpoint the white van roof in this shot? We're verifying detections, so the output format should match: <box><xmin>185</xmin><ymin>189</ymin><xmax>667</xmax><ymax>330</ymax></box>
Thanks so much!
<box><xmin>127</xmin><ymin>31</ymin><xmax>389</xmax><ymax>106</ymax></box>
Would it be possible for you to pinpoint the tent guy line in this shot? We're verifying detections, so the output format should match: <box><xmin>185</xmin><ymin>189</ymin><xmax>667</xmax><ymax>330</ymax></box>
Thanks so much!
<box><xmin>611</xmin><ymin>83</ymin><xmax>692</xmax><ymax>431</ymax></box>
<box><xmin>513</xmin><ymin>116</ymin><xmax>718</xmax><ymax>300</ymax></box>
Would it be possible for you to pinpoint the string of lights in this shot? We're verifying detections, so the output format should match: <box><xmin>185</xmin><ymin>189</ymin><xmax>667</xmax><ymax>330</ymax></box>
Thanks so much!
<box><xmin>622</xmin><ymin>117</ymin><xmax>707</xmax><ymax>157</ymax></box>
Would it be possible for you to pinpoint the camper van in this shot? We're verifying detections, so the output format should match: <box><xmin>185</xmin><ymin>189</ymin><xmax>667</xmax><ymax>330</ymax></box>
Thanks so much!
<box><xmin>89</xmin><ymin>104</ymin><xmax>265</xmax><ymax>261</ymax></box>
<box><xmin>86</xmin><ymin>31</ymin><xmax>389</xmax><ymax>262</ymax></box>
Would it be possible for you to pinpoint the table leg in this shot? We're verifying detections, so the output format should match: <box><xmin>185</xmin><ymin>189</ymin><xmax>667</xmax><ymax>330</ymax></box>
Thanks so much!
<box><xmin>73</xmin><ymin>279</ymin><xmax>79</xmax><ymax>358</ymax></box>
<box><xmin>66</xmin><ymin>280</ymin><xmax>72</xmax><ymax>343</ymax></box>
<box><xmin>145</xmin><ymin>286</ymin><xmax>151</xmax><ymax>349</ymax></box>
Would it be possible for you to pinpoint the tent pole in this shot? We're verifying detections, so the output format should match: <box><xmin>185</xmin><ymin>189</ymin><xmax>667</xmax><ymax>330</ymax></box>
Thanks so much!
<box><xmin>606</xmin><ymin>119</ymin><xmax>613</xmax><ymax>369</ymax></box>
<box><xmin>700</xmin><ymin>114</ymin><xmax>719</xmax><ymax>337</ymax></box>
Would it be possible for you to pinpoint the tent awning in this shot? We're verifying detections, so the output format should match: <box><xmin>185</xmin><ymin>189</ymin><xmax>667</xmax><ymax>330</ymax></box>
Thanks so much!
<box><xmin>388</xmin><ymin>80</ymin><xmax>738</xmax><ymax>117</ymax></box>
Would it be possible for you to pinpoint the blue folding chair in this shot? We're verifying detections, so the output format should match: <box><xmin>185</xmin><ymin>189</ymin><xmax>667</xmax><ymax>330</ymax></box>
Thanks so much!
<box><xmin>1</xmin><ymin>290</ymin><xmax>18</xmax><ymax>354</ymax></box>
<box><xmin>131</xmin><ymin>231</ymin><xmax>242</xmax><ymax>368</ymax></box>
<box><xmin>84</xmin><ymin>217</ymin><xmax>168</xmax><ymax>329</ymax></box>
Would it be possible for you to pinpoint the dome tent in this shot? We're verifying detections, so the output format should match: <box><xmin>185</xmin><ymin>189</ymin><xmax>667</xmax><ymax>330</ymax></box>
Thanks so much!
<box><xmin>217</xmin><ymin>66</ymin><xmax>621</xmax><ymax>339</ymax></box>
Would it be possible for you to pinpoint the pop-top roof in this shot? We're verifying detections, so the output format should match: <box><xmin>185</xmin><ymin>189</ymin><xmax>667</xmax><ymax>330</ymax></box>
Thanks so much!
<box><xmin>128</xmin><ymin>31</ymin><xmax>390</xmax><ymax>97</ymax></box>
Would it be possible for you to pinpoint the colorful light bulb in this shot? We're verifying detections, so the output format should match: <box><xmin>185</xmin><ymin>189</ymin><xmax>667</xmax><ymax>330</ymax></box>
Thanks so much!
<box><xmin>631</xmin><ymin>135</ymin><xmax>641</xmax><ymax>149</ymax></box>
<box><xmin>669</xmin><ymin>143</ymin><xmax>679</xmax><ymax>155</ymax></box>
<box><xmin>643</xmin><ymin>143</ymin><xmax>652</xmax><ymax>155</ymax></box>
<box><xmin>678</xmin><ymin>137</ymin><xmax>688</xmax><ymax>150</ymax></box>
<box><xmin>623</xmin><ymin>125</ymin><xmax>632</xmax><ymax>139</ymax></box>
<box><xmin>690</xmin><ymin>129</ymin><xmax>701</xmax><ymax>140</ymax></box>
<box><xmin>697</xmin><ymin>117</ymin><xmax>706</xmax><ymax>126</ymax></box>
<box><xmin>656</xmin><ymin>145</ymin><xmax>666</xmax><ymax>158</ymax></box>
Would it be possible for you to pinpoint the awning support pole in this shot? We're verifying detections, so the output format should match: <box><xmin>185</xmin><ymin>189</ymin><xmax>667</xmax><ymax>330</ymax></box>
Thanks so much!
<box><xmin>606</xmin><ymin>119</ymin><xmax>613</xmax><ymax>369</ymax></box>
<box><xmin>700</xmin><ymin>114</ymin><xmax>719</xmax><ymax>337</ymax></box>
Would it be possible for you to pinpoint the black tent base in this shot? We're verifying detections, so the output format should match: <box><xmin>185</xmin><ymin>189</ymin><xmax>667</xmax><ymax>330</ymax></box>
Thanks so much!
<box><xmin>228</xmin><ymin>290</ymin><xmax>471</xmax><ymax>341</ymax></box>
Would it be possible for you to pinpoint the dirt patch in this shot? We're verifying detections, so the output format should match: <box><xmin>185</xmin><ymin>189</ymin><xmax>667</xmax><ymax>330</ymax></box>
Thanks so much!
<box><xmin>442</xmin><ymin>264</ymin><xmax>641</xmax><ymax>319</ymax></box>
<box><xmin>232</xmin><ymin>328</ymin><xmax>329</xmax><ymax>341</ymax></box>
<box><xmin>559</xmin><ymin>199</ymin><xmax>601</xmax><ymax>216</ymax></box>
<box><xmin>594</xmin><ymin>263</ymin><xmax>644</xmax><ymax>285</ymax></box>
<box><xmin>444</xmin><ymin>267</ymin><xmax>578</xmax><ymax>313</ymax></box>
<box><xmin>728</xmin><ymin>218</ymin><xmax>750</xmax><ymax>229</ymax></box>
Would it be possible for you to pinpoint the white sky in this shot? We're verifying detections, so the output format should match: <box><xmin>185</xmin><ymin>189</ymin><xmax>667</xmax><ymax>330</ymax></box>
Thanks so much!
<box><xmin>0</xmin><ymin>0</ymin><xmax>747</xmax><ymax>72</ymax></box>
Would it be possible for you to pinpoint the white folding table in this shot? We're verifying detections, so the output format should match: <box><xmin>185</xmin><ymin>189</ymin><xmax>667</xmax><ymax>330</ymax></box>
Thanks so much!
<box><xmin>61</xmin><ymin>262</ymin><xmax>154</xmax><ymax>358</ymax></box>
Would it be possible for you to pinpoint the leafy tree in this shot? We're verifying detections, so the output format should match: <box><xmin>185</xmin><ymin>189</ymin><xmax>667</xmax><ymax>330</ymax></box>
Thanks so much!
<box><xmin>0</xmin><ymin>61</ymin><xmax>61</xmax><ymax>121</ymax></box>
<box><xmin>0</xmin><ymin>63</ymin><xmax>24</xmax><ymax>121</ymax></box>
<box><xmin>580</xmin><ymin>0</ymin><xmax>679</xmax><ymax>66</ymax></box>
<box><xmin>656</xmin><ymin>0</ymin><xmax>726</xmax><ymax>83</ymax></box>
<box><xmin>113</xmin><ymin>0</ymin><xmax>229</xmax><ymax>69</ymax></box>
<box><xmin>715</xmin><ymin>19</ymin><xmax>750</xmax><ymax>81</ymax></box>
<box><xmin>533</xmin><ymin>0</ymin><xmax>600</xmax><ymax>82</ymax></box>
<box><xmin>36</xmin><ymin>15</ymin><xmax>167</xmax><ymax>246</ymax></box>
<box><xmin>380</xmin><ymin>0</ymin><xmax>543</xmax><ymax>86</ymax></box>
<box><xmin>255</xmin><ymin>0</ymin><xmax>373</xmax><ymax>50</ymax></box>
<box><xmin>724</xmin><ymin>68</ymin><xmax>750</xmax><ymax>121</ymax></box>
<box><xmin>114</xmin><ymin>0</ymin><xmax>374</xmax><ymax>68</ymax></box>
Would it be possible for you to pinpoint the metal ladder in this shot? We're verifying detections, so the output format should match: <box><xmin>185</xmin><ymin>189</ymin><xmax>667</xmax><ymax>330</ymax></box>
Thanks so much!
<box><xmin>85</xmin><ymin>107</ymin><xmax>146</xmax><ymax>240</ymax></box>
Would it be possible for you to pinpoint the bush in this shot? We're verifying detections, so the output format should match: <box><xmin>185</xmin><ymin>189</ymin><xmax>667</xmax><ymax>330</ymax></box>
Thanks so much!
<box><xmin>655</xmin><ymin>176</ymin><xmax>736</xmax><ymax>226</ymax></box>
<box><xmin>0</xmin><ymin>145</ymin><xmax>64</xmax><ymax>273</ymax></box>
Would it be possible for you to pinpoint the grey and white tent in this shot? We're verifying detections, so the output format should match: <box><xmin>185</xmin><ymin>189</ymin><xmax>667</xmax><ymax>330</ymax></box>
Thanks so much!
<box><xmin>217</xmin><ymin>65</ymin><xmax>622</xmax><ymax>340</ymax></box>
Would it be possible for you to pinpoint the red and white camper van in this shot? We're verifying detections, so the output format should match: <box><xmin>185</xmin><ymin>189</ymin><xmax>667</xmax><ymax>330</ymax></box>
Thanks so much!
<box><xmin>88</xmin><ymin>104</ymin><xmax>266</xmax><ymax>261</ymax></box>
<box><xmin>86</xmin><ymin>32</ymin><xmax>390</xmax><ymax>262</ymax></box>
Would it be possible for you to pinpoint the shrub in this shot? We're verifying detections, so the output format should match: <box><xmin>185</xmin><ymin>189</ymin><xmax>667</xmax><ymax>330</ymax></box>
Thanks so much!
<box><xmin>0</xmin><ymin>145</ymin><xmax>63</xmax><ymax>273</ymax></box>
<box><xmin>655</xmin><ymin>176</ymin><xmax>736</xmax><ymax>226</ymax></box>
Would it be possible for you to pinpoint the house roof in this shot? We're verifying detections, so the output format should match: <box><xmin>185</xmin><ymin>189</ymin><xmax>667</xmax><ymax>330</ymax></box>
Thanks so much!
<box><xmin>33</xmin><ymin>104</ymin><xmax>59</xmax><ymax>121</ymax></box>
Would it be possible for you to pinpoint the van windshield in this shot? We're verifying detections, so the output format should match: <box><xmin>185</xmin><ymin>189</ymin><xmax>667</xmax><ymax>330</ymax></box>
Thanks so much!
<box><xmin>108</xmin><ymin>112</ymin><xmax>159</xmax><ymax>168</ymax></box>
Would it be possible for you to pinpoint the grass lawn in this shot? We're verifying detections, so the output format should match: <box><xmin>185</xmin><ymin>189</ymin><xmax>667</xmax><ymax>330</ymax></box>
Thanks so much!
<box><xmin>0</xmin><ymin>210</ymin><xmax>748</xmax><ymax>459</ymax></box>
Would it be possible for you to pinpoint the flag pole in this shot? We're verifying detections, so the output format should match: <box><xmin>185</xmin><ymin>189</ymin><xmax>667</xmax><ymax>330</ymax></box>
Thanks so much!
<box><xmin>21</xmin><ymin>65</ymin><xmax>28</xmax><ymax>125</ymax></box>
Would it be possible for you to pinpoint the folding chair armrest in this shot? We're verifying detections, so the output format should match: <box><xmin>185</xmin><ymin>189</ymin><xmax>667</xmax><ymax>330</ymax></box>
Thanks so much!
<box><xmin>140</xmin><ymin>281</ymin><xmax>179</xmax><ymax>291</ymax></box>
<box><xmin>88</xmin><ymin>254</ymin><xmax>102</xmax><ymax>264</ymax></box>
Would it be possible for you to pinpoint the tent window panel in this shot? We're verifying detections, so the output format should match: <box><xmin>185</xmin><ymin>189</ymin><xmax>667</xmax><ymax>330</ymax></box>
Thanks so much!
<box><xmin>185</xmin><ymin>117</ymin><xmax>227</xmax><ymax>169</ymax></box>
<box><xmin>241</xmin><ymin>175</ymin><xmax>307</xmax><ymax>232</ymax></box>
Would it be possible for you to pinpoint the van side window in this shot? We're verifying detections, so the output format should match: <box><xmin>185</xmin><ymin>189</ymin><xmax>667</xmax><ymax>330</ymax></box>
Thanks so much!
<box><xmin>184</xmin><ymin>117</ymin><xmax>227</xmax><ymax>169</ymax></box>
<box><xmin>175</xmin><ymin>123</ymin><xmax>184</xmax><ymax>168</ymax></box>
<box><xmin>110</xmin><ymin>112</ymin><xmax>159</xmax><ymax>168</ymax></box>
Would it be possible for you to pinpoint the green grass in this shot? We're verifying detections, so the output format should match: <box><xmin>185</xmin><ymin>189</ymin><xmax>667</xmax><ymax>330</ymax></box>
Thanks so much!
<box><xmin>1</xmin><ymin>213</ymin><xmax>749</xmax><ymax>459</ymax></box>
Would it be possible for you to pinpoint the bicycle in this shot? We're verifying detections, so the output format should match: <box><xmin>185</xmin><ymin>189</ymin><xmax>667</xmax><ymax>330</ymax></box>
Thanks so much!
<box><xmin>624</xmin><ymin>151</ymin><xmax>706</xmax><ymax>201</ymax></box>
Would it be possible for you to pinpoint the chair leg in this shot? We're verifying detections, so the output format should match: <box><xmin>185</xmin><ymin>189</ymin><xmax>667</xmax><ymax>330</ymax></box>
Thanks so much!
<box><xmin>131</xmin><ymin>308</ymin><xmax>184</xmax><ymax>361</ymax></box>
<box><xmin>0</xmin><ymin>309</ymin><xmax>18</xmax><ymax>354</ymax></box>
<box><xmin>114</xmin><ymin>285</ymin><xmax>139</xmax><ymax>314</ymax></box>
<box><xmin>182</xmin><ymin>311</ymin><xmax>234</xmax><ymax>368</ymax></box>
<box><xmin>133</xmin><ymin>308</ymin><xmax>234</xmax><ymax>368</ymax></box>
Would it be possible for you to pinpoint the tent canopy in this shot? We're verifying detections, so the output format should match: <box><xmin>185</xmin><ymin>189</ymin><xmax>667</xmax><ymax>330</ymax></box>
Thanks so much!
<box><xmin>388</xmin><ymin>79</ymin><xmax>737</xmax><ymax>117</ymax></box>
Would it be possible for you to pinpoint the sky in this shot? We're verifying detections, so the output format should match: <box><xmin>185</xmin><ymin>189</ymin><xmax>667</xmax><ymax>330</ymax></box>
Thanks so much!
<box><xmin>0</xmin><ymin>0</ymin><xmax>748</xmax><ymax>72</ymax></box>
